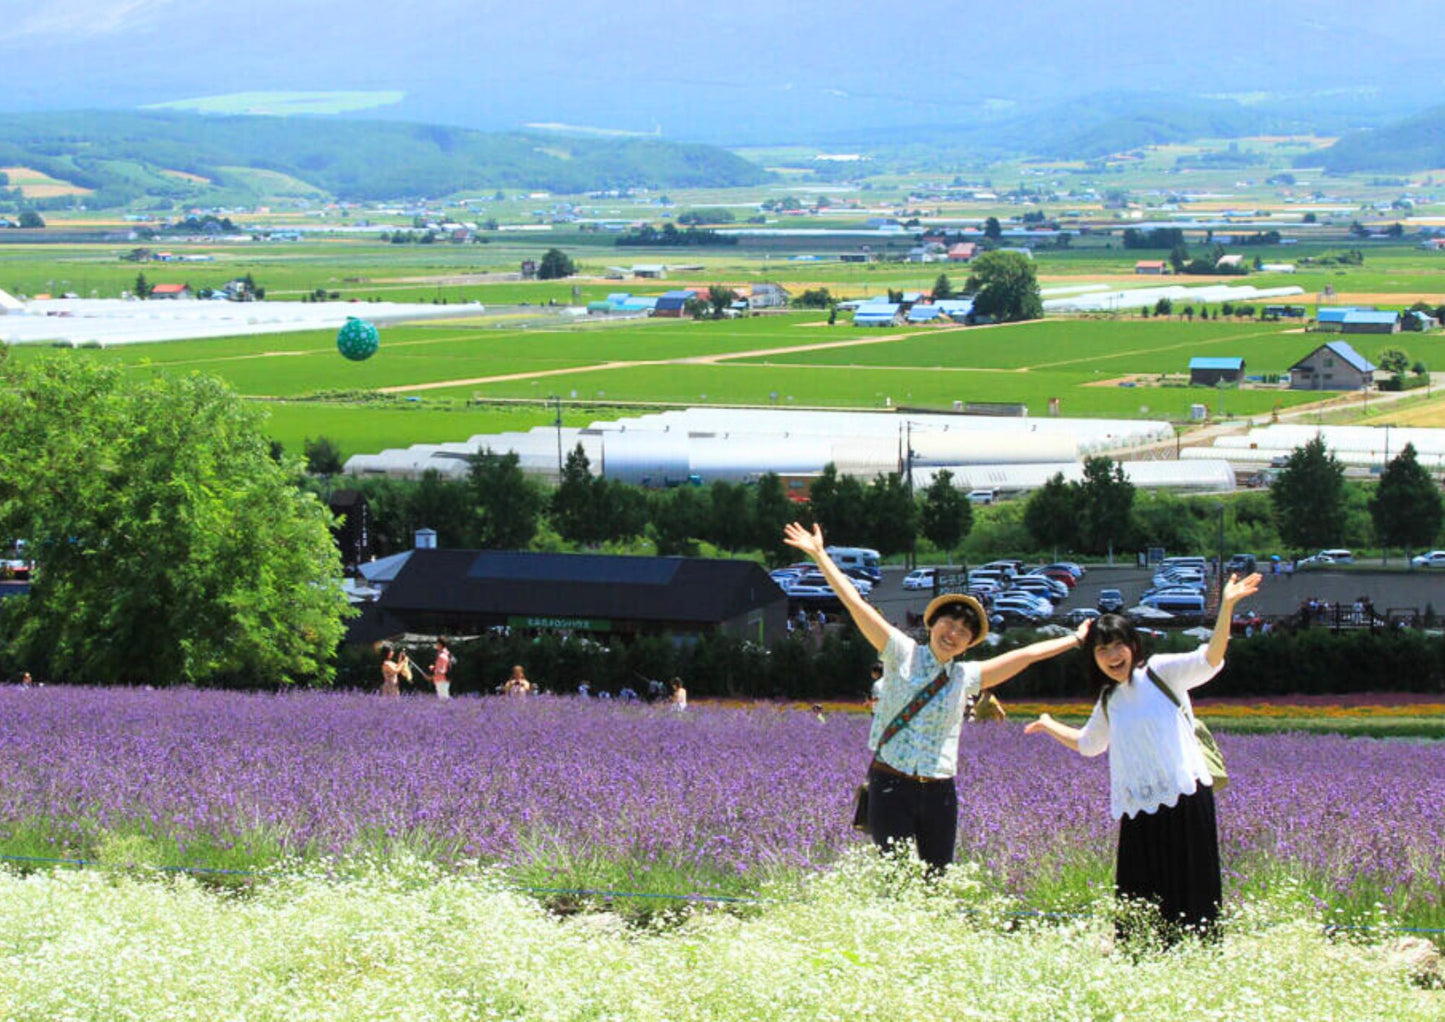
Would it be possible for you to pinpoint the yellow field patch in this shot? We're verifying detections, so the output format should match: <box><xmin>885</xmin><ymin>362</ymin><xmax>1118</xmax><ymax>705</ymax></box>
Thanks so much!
<box><xmin>1374</xmin><ymin>395</ymin><xmax>1445</xmax><ymax>428</ymax></box>
<box><xmin>0</xmin><ymin>165</ymin><xmax>93</xmax><ymax>197</ymax></box>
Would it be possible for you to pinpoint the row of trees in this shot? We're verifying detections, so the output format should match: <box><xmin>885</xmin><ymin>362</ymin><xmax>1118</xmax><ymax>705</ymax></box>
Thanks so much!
<box><xmin>1014</xmin><ymin>438</ymin><xmax>1444</xmax><ymax>559</ymax></box>
<box><xmin>329</xmin><ymin>446</ymin><xmax>975</xmax><ymax>565</ymax></box>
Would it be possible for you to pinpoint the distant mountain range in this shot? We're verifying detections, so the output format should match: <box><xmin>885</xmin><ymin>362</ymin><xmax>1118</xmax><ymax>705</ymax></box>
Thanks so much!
<box><xmin>0</xmin><ymin>112</ymin><xmax>772</xmax><ymax>207</ymax></box>
<box><xmin>1303</xmin><ymin>104</ymin><xmax>1445</xmax><ymax>173</ymax></box>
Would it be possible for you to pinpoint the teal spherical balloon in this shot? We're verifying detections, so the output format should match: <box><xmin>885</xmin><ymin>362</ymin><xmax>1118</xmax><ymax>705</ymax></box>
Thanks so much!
<box><xmin>336</xmin><ymin>318</ymin><xmax>379</xmax><ymax>361</ymax></box>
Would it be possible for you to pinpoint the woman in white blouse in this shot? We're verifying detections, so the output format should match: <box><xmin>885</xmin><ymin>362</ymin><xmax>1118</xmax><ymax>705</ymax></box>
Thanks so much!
<box><xmin>1026</xmin><ymin>570</ymin><xmax>1261</xmax><ymax>944</ymax></box>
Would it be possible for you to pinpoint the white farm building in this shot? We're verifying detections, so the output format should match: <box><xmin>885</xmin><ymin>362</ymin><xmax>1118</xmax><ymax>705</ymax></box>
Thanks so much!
<box><xmin>344</xmin><ymin>407</ymin><xmax>1235</xmax><ymax>495</ymax></box>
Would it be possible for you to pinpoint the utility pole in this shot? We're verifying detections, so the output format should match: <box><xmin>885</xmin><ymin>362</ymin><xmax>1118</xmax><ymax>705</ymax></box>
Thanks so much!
<box><xmin>905</xmin><ymin>420</ymin><xmax>917</xmax><ymax>571</ymax></box>
<box><xmin>552</xmin><ymin>394</ymin><xmax>564</xmax><ymax>477</ymax></box>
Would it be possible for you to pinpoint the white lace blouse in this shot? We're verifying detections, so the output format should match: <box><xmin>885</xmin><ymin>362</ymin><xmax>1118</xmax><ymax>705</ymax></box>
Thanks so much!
<box><xmin>1075</xmin><ymin>646</ymin><xmax>1221</xmax><ymax>819</ymax></box>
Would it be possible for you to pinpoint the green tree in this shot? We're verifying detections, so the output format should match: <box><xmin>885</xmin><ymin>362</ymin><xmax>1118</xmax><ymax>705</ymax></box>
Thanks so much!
<box><xmin>0</xmin><ymin>359</ymin><xmax>349</xmax><ymax>686</ymax></box>
<box><xmin>1369</xmin><ymin>443</ymin><xmax>1444</xmax><ymax>562</ymax></box>
<box><xmin>537</xmin><ymin>248</ymin><xmax>576</xmax><ymax>280</ymax></box>
<box><xmin>863</xmin><ymin>472</ymin><xmax>916</xmax><ymax>557</ymax></box>
<box><xmin>303</xmin><ymin>436</ymin><xmax>344</xmax><ymax>475</ymax></box>
<box><xmin>983</xmin><ymin>216</ymin><xmax>1002</xmax><ymax>241</ymax></box>
<box><xmin>648</xmin><ymin>485</ymin><xmax>709</xmax><ymax>557</ymax></box>
<box><xmin>134</xmin><ymin>272</ymin><xmax>152</xmax><ymax>299</ymax></box>
<box><xmin>750</xmin><ymin>473</ymin><xmax>794</xmax><ymax>565</ymax></box>
<box><xmin>932</xmin><ymin>273</ymin><xmax>954</xmax><ymax>300</ymax></box>
<box><xmin>1076</xmin><ymin>456</ymin><xmax>1135</xmax><ymax>555</ymax></box>
<box><xmin>469</xmin><ymin>448</ymin><xmax>543</xmax><ymax>549</ymax></box>
<box><xmin>1271</xmin><ymin>435</ymin><xmax>1346</xmax><ymax>551</ymax></box>
<box><xmin>410</xmin><ymin>469</ymin><xmax>474</xmax><ymax>547</ymax></box>
<box><xmin>550</xmin><ymin>444</ymin><xmax>599</xmax><ymax>544</ymax></box>
<box><xmin>1169</xmin><ymin>243</ymin><xmax>1189</xmax><ymax>274</ymax></box>
<box><xmin>963</xmin><ymin>251</ymin><xmax>1043</xmax><ymax>322</ymax></box>
<box><xmin>17</xmin><ymin>210</ymin><xmax>44</xmax><ymax>229</ymax></box>
<box><xmin>707</xmin><ymin>481</ymin><xmax>753</xmax><ymax>551</ymax></box>
<box><xmin>1376</xmin><ymin>347</ymin><xmax>1411</xmax><ymax>375</ymax></box>
<box><xmin>1023</xmin><ymin>472</ymin><xmax>1078</xmax><ymax>551</ymax></box>
<box><xmin>918</xmin><ymin>470</ymin><xmax>971</xmax><ymax>562</ymax></box>
<box><xmin>707</xmin><ymin>286</ymin><xmax>738</xmax><ymax>319</ymax></box>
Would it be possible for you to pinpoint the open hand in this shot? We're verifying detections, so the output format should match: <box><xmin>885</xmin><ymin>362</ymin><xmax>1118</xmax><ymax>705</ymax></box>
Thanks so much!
<box><xmin>1023</xmin><ymin>713</ymin><xmax>1053</xmax><ymax>736</ymax></box>
<box><xmin>783</xmin><ymin>521</ymin><xmax>826</xmax><ymax>560</ymax></box>
<box><xmin>1222</xmin><ymin>571</ymin><xmax>1262</xmax><ymax>606</ymax></box>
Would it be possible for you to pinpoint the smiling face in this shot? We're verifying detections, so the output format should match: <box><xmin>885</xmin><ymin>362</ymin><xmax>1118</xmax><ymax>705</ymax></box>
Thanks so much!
<box><xmin>1093</xmin><ymin>639</ymin><xmax>1135</xmax><ymax>684</ymax></box>
<box><xmin>928</xmin><ymin>612</ymin><xmax>975</xmax><ymax>662</ymax></box>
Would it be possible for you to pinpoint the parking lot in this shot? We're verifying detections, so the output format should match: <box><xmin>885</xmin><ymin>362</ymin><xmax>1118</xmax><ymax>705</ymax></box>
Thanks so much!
<box><xmin>858</xmin><ymin>563</ymin><xmax>1445</xmax><ymax>630</ymax></box>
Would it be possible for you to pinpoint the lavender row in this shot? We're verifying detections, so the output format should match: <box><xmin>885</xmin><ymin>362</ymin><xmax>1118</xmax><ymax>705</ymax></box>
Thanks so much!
<box><xmin>0</xmin><ymin>688</ymin><xmax>1439</xmax><ymax>913</ymax></box>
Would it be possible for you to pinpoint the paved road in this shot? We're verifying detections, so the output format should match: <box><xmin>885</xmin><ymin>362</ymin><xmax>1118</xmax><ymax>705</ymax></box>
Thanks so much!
<box><xmin>863</xmin><ymin>563</ymin><xmax>1445</xmax><ymax>627</ymax></box>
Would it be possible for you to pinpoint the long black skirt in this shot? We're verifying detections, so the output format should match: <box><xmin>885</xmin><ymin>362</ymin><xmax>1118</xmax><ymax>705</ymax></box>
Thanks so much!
<box><xmin>1115</xmin><ymin>784</ymin><xmax>1221</xmax><ymax>942</ymax></box>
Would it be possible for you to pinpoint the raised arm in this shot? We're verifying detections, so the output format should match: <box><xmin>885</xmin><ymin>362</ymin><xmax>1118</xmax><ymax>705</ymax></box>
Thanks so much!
<box><xmin>1206</xmin><ymin>571</ymin><xmax>1261</xmax><ymax>668</ymax></box>
<box><xmin>978</xmin><ymin>619</ymin><xmax>1088</xmax><ymax>690</ymax></box>
<box><xmin>782</xmin><ymin>522</ymin><xmax>892</xmax><ymax>651</ymax></box>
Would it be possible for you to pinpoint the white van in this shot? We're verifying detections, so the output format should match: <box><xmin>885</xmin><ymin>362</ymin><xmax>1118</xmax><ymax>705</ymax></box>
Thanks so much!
<box><xmin>966</xmin><ymin>489</ymin><xmax>997</xmax><ymax>505</ymax></box>
<box><xmin>825</xmin><ymin>546</ymin><xmax>882</xmax><ymax>583</ymax></box>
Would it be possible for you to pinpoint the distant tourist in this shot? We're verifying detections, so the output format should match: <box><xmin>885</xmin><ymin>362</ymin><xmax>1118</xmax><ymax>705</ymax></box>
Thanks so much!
<box><xmin>378</xmin><ymin>645</ymin><xmax>404</xmax><ymax>698</ymax></box>
<box><xmin>866</xmin><ymin>662</ymin><xmax>884</xmax><ymax>712</ymax></box>
<box><xmin>784</xmin><ymin>521</ymin><xmax>1085</xmax><ymax>873</ymax></box>
<box><xmin>1025</xmin><ymin>570</ymin><xmax>1262</xmax><ymax>947</ymax></box>
<box><xmin>503</xmin><ymin>664</ymin><xmax>531</xmax><ymax>697</ymax></box>
<box><xmin>668</xmin><ymin>676</ymin><xmax>687</xmax><ymax>710</ymax></box>
<box><xmin>577</xmin><ymin>681</ymin><xmax>591</xmax><ymax>698</ymax></box>
<box><xmin>19</xmin><ymin>671</ymin><xmax>33</xmax><ymax>688</ymax></box>
<box><xmin>430</xmin><ymin>638</ymin><xmax>453</xmax><ymax>700</ymax></box>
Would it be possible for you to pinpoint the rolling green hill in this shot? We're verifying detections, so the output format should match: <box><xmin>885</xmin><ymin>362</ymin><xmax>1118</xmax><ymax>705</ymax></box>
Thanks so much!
<box><xmin>0</xmin><ymin>111</ymin><xmax>771</xmax><ymax>208</ymax></box>
<box><xmin>1305</xmin><ymin>104</ymin><xmax>1445</xmax><ymax>172</ymax></box>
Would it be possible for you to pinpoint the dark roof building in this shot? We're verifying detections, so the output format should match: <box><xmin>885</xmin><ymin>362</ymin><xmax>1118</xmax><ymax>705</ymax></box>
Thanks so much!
<box><xmin>1289</xmin><ymin>341</ymin><xmax>1376</xmax><ymax>391</ymax></box>
<box><xmin>372</xmin><ymin>549</ymin><xmax>787</xmax><ymax>642</ymax></box>
<box><xmin>1188</xmin><ymin>356</ymin><xmax>1245</xmax><ymax>386</ymax></box>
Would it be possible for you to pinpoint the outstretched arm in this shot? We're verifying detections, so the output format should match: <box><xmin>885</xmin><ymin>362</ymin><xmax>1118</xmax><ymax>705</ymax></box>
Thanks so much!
<box><xmin>1206</xmin><ymin>571</ymin><xmax>1261</xmax><ymax>668</ymax></box>
<box><xmin>978</xmin><ymin>619</ymin><xmax>1089</xmax><ymax>691</ymax></box>
<box><xmin>1024</xmin><ymin>713</ymin><xmax>1082</xmax><ymax>752</ymax></box>
<box><xmin>782</xmin><ymin>522</ymin><xmax>892</xmax><ymax>652</ymax></box>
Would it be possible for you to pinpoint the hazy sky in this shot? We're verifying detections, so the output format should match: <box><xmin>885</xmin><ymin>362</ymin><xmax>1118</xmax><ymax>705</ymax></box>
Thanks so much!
<box><xmin>3</xmin><ymin>0</ymin><xmax>1441</xmax><ymax>141</ymax></box>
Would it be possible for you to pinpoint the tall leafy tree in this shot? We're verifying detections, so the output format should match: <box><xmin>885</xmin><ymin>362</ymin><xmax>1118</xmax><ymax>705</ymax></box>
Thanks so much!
<box><xmin>0</xmin><ymin>359</ymin><xmax>350</xmax><ymax>686</ymax></box>
<box><xmin>303</xmin><ymin>435</ymin><xmax>344</xmax><ymax>475</ymax></box>
<box><xmin>550</xmin><ymin>444</ymin><xmax>598</xmax><ymax>544</ymax></box>
<box><xmin>1271</xmin><ymin>435</ymin><xmax>1346</xmax><ymax>552</ymax></box>
<box><xmin>750</xmin><ymin>472</ymin><xmax>795</xmax><ymax>565</ymax></box>
<box><xmin>707</xmin><ymin>481</ymin><xmax>753</xmax><ymax>551</ymax></box>
<box><xmin>864</xmin><ymin>472</ymin><xmax>916</xmax><ymax>557</ymax></box>
<box><xmin>648</xmin><ymin>485</ymin><xmax>708</xmax><ymax>557</ymax></box>
<box><xmin>410</xmin><ymin>469</ymin><xmax>474</xmax><ymax>547</ymax></box>
<box><xmin>1023</xmin><ymin>472</ymin><xmax>1079</xmax><ymax>552</ymax></box>
<box><xmin>963</xmin><ymin>250</ymin><xmax>1043</xmax><ymax>322</ymax></box>
<box><xmin>918</xmin><ymin>470</ymin><xmax>971</xmax><ymax>562</ymax></box>
<box><xmin>537</xmin><ymin>248</ymin><xmax>575</xmax><ymax>280</ymax></box>
<box><xmin>983</xmin><ymin>216</ymin><xmax>1002</xmax><ymax>241</ymax></box>
<box><xmin>932</xmin><ymin>273</ymin><xmax>954</xmax><ymax>300</ymax></box>
<box><xmin>1077</xmin><ymin>456</ymin><xmax>1136</xmax><ymax>555</ymax></box>
<box><xmin>469</xmin><ymin>448</ymin><xmax>543</xmax><ymax>549</ymax></box>
<box><xmin>1369</xmin><ymin>443</ymin><xmax>1443</xmax><ymax>561</ymax></box>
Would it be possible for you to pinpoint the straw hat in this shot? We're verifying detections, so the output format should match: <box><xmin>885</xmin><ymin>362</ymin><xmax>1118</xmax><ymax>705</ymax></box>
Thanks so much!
<box><xmin>922</xmin><ymin>593</ymin><xmax>988</xmax><ymax>647</ymax></box>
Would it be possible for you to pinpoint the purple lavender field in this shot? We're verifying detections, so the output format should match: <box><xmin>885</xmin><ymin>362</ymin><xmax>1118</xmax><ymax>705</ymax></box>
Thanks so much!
<box><xmin>1</xmin><ymin>687</ymin><xmax>1440</xmax><ymax>924</ymax></box>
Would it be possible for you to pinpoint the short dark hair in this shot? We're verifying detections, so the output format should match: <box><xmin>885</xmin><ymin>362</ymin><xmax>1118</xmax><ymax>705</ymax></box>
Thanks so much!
<box><xmin>1082</xmin><ymin>613</ymin><xmax>1144</xmax><ymax>700</ymax></box>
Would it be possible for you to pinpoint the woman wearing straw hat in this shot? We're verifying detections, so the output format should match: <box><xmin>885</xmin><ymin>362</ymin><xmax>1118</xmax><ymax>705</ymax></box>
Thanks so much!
<box><xmin>784</xmin><ymin>522</ymin><xmax>1086</xmax><ymax>871</ymax></box>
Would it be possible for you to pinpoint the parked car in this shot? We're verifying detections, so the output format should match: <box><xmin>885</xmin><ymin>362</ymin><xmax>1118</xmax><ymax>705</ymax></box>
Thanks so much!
<box><xmin>966</xmin><ymin>488</ymin><xmax>996</xmax><ymax>505</ymax></box>
<box><xmin>1140</xmin><ymin>591</ymin><xmax>1207</xmax><ymax>616</ymax></box>
<box><xmin>1065</xmin><ymin>607</ymin><xmax>1100</xmax><ymax>625</ymax></box>
<box><xmin>1029</xmin><ymin>566</ymin><xmax>1078</xmax><ymax>588</ymax></box>
<box><xmin>994</xmin><ymin>591</ymin><xmax>1053</xmax><ymax>616</ymax></box>
<box><xmin>825</xmin><ymin>546</ymin><xmax>882</xmax><ymax>584</ymax></box>
<box><xmin>1097</xmin><ymin>588</ymin><xmax>1125</xmax><ymax>613</ymax></box>
<box><xmin>1011</xmin><ymin>576</ymin><xmax>1068</xmax><ymax>601</ymax></box>
<box><xmin>1226</xmin><ymin>553</ymin><xmax>1257</xmax><ymax>576</ymax></box>
<box><xmin>1299</xmin><ymin>548</ymin><xmax>1353</xmax><ymax>567</ymax></box>
<box><xmin>1411</xmin><ymin>550</ymin><xmax>1445</xmax><ymax>568</ymax></box>
<box><xmin>980</xmin><ymin>560</ymin><xmax>1019</xmax><ymax>580</ymax></box>
<box><xmin>901</xmin><ymin>567</ymin><xmax>936</xmax><ymax>590</ymax></box>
